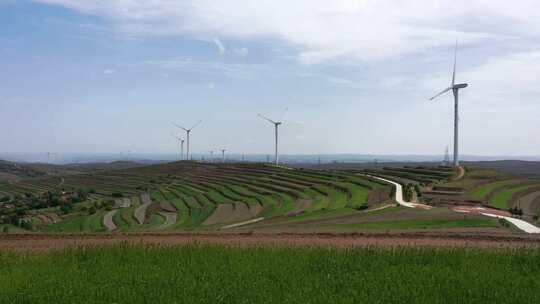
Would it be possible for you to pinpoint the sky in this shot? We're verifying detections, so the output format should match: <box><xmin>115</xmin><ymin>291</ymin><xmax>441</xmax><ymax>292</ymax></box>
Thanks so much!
<box><xmin>1</xmin><ymin>0</ymin><xmax>539</xmax><ymax>157</ymax></box>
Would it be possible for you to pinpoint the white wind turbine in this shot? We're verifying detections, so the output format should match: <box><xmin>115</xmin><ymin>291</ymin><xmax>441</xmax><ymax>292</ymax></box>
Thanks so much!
<box><xmin>173</xmin><ymin>120</ymin><xmax>202</xmax><ymax>161</ymax></box>
<box><xmin>430</xmin><ymin>41</ymin><xmax>468</xmax><ymax>167</ymax></box>
<box><xmin>171</xmin><ymin>134</ymin><xmax>185</xmax><ymax>160</ymax></box>
<box><xmin>258</xmin><ymin>113</ymin><xmax>283</xmax><ymax>166</ymax></box>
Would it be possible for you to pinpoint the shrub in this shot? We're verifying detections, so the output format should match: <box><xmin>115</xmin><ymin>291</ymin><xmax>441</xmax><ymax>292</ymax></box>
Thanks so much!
<box><xmin>88</xmin><ymin>206</ymin><xmax>97</xmax><ymax>215</ymax></box>
<box><xmin>60</xmin><ymin>203</ymin><xmax>73</xmax><ymax>215</ymax></box>
<box><xmin>111</xmin><ymin>192</ymin><xmax>123</xmax><ymax>198</ymax></box>
<box><xmin>509</xmin><ymin>207</ymin><xmax>523</xmax><ymax>216</ymax></box>
<box><xmin>498</xmin><ymin>218</ymin><xmax>510</xmax><ymax>228</ymax></box>
<box><xmin>353</xmin><ymin>204</ymin><xmax>369</xmax><ymax>211</ymax></box>
<box><xmin>2</xmin><ymin>226</ymin><xmax>8</xmax><ymax>233</ymax></box>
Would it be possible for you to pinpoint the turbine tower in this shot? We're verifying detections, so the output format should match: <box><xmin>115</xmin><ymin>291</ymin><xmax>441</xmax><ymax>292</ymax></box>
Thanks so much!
<box><xmin>258</xmin><ymin>114</ymin><xmax>282</xmax><ymax>166</ymax></box>
<box><xmin>171</xmin><ymin>134</ymin><xmax>185</xmax><ymax>160</ymax></box>
<box><xmin>430</xmin><ymin>41</ymin><xmax>468</xmax><ymax>167</ymax></box>
<box><xmin>173</xmin><ymin>120</ymin><xmax>202</xmax><ymax>161</ymax></box>
<box><xmin>221</xmin><ymin>149</ymin><xmax>226</xmax><ymax>163</ymax></box>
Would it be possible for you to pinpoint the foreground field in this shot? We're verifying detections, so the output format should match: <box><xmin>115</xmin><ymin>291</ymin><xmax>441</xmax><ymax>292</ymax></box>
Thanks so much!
<box><xmin>1</xmin><ymin>243</ymin><xmax>539</xmax><ymax>303</ymax></box>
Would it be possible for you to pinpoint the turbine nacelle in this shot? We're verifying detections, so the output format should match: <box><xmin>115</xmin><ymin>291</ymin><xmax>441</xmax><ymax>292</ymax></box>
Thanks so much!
<box><xmin>453</xmin><ymin>83</ymin><xmax>468</xmax><ymax>89</ymax></box>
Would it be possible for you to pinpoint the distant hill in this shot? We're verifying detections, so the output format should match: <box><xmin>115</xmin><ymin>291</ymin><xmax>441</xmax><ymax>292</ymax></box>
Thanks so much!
<box><xmin>294</xmin><ymin>160</ymin><xmax>540</xmax><ymax>178</ymax></box>
<box><xmin>0</xmin><ymin>160</ymin><xmax>147</xmax><ymax>182</ymax></box>
<box><xmin>0</xmin><ymin>160</ymin><xmax>47</xmax><ymax>182</ymax></box>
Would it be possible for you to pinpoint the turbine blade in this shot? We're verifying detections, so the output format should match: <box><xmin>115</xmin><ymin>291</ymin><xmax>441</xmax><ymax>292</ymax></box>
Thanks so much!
<box><xmin>429</xmin><ymin>87</ymin><xmax>452</xmax><ymax>100</ymax></box>
<box><xmin>172</xmin><ymin>123</ymin><xmax>188</xmax><ymax>132</ymax></box>
<box><xmin>452</xmin><ymin>39</ymin><xmax>457</xmax><ymax>86</ymax></box>
<box><xmin>190</xmin><ymin>120</ymin><xmax>202</xmax><ymax>130</ymax></box>
<box><xmin>258</xmin><ymin>113</ymin><xmax>277</xmax><ymax>124</ymax></box>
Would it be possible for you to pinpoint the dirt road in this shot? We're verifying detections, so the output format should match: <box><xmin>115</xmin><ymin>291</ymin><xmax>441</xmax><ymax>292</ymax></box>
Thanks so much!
<box><xmin>103</xmin><ymin>210</ymin><xmax>118</xmax><ymax>231</ymax></box>
<box><xmin>135</xmin><ymin>193</ymin><xmax>152</xmax><ymax>225</ymax></box>
<box><xmin>1</xmin><ymin>232</ymin><xmax>539</xmax><ymax>252</ymax></box>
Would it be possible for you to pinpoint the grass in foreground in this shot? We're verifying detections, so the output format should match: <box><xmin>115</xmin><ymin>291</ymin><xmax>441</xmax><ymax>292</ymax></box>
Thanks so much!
<box><xmin>1</xmin><ymin>244</ymin><xmax>539</xmax><ymax>303</ymax></box>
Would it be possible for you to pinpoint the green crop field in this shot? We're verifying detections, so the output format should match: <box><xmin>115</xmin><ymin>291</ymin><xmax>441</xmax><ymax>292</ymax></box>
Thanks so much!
<box><xmin>469</xmin><ymin>179</ymin><xmax>524</xmax><ymax>200</ymax></box>
<box><xmin>1</xmin><ymin>244</ymin><xmax>539</xmax><ymax>304</ymax></box>
<box><xmin>489</xmin><ymin>184</ymin><xmax>540</xmax><ymax>209</ymax></box>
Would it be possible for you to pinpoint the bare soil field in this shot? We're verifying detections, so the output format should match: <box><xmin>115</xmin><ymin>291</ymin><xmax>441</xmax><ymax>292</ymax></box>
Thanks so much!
<box><xmin>1</xmin><ymin>232</ymin><xmax>539</xmax><ymax>252</ymax></box>
<box><xmin>204</xmin><ymin>202</ymin><xmax>258</xmax><ymax>226</ymax></box>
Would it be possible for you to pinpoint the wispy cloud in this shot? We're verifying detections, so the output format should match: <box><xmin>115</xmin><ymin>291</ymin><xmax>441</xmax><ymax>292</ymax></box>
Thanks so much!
<box><xmin>212</xmin><ymin>38</ymin><xmax>226</xmax><ymax>55</ymax></box>
<box><xmin>34</xmin><ymin>0</ymin><xmax>540</xmax><ymax>64</ymax></box>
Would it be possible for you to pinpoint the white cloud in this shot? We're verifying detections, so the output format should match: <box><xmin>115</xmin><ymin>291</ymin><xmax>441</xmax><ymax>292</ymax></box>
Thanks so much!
<box><xmin>212</xmin><ymin>38</ymin><xmax>226</xmax><ymax>55</ymax></box>
<box><xmin>207</xmin><ymin>82</ymin><xmax>215</xmax><ymax>89</ymax></box>
<box><xmin>233</xmin><ymin>47</ymin><xmax>249</xmax><ymax>56</ymax></box>
<box><xmin>35</xmin><ymin>0</ymin><xmax>540</xmax><ymax>64</ymax></box>
<box><xmin>103</xmin><ymin>69</ymin><xmax>115</xmax><ymax>75</ymax></box>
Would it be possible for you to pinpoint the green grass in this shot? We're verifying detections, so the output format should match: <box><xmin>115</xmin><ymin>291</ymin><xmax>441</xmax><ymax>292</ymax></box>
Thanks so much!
<box><xmin>46</xmin><ymin>214</ymin><xmax>87</xmax><ymax>232</ymax></box>
<box><xmin>333</xmin><ymin>218</ymin><xmax>500</xmax><ymax>230</ymax></box>
<box><xmin>46</xmin><ymin>210</ymin><xmax>107</xmax><ymax>233</ymax></box>
<box><xmin>1</xmin><ymin>244</ymin><xmax>539</xmax><ymax>303</ymax></box>
<box><xmin>469</xmin><ymin>179</ymin><xmax>523</xmax><ymax>200</ymax></box>
<box><xmin>489</xmin><ymin>184</ymin><xmax>540</xmax><ymax>209</ymax></box>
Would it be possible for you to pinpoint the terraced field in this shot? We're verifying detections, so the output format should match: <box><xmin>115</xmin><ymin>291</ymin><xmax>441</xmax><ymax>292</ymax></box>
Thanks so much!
<box><xmin>0</xmin><ymin>162</ymin><xmax>392</xmax><ymax>232</ymax></box>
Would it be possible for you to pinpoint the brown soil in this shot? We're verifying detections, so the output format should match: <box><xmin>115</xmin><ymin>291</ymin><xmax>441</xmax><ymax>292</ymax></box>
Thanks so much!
<box><xmin>286</xmin><ymin>199</ymin><xmax>313</xmax><ymax>217</ymax></box>
<box><xmin>1</xmin><ymin>232</ymin><xmax>539</xmax><ymax>252</ymax></box>
<box><xmin>204</xmin><ymin>202</ymin><xmax>262</xmax><ymax>226</ymax></box>
<box><xmin>159</xmin><ymin>201</ymin><xmax>177</xmax><ymax>213</ymax></box>
<box><xmin>509</xmin><ymin>190</ymin><xmax>540</xmax><ymax>216</ymax></box>
<box><xmin>134</xmin><ymin>193</ymin><xmax>152</xmax><ymax>225</ymax></box>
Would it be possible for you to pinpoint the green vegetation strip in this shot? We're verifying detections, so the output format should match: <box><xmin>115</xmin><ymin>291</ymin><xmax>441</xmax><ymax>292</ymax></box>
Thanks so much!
<box><xmin>1</xmin><ymin>245</ymin><xmax>539</xmax><ymax>303</ymax></box>
<box><xmin>489</xmin><ymin>184</ymin><xmax>540</xmax><ymax>209</ymax></box>
<box><xmin>469</xmin><ymin>179</ymin><xmax>523</xmax><ymax>200</ymax></box>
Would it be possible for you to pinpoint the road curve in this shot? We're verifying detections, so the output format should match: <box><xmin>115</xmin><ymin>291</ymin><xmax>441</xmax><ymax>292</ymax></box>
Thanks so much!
<box><xmin>362</xmin><ymin>175</ymin><xmax>432</xmax><ymax>209</ymax></box>
<box><xmin>364</xmin><ymin>174</ymin><xmax>540</xmax><ymax>234</ymax></box>
<box><xmin>481</xmin><ymin>213</ymin><xmax>540</xmax><ymax>234</ymax></box>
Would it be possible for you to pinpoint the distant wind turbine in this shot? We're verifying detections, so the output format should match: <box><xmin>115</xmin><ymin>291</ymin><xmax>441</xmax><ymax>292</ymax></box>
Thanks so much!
<box><xmin>430</xmin><ymin>41</ymin><xmax>468</xmax><ymax>167</ymax></box>
<box><xmin>171</xmin><ymin>134</ymin><xmax>185</xmax><ymax>160</ymax></box>
<box><xmin>173</xmin><ymin>120</ymin><xmax>202</xmax><ymax>161</ymax></box>
<box><xmin>221</xmin><ymin>149</ymin><xmax>226</xmax><ymax>163</ymax></box>
<box><xmin>258</xmin><ymin>113</ymin><xmax>282</xmax><ymax>166</ymax></box>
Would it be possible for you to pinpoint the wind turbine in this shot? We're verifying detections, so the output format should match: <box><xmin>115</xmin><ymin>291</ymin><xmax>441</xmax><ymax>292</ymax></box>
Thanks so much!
<box><xmin>430</xmin><ymin>41</ymin><xmax>468</xmax><ymax>167</ymax></box>
<box><xmin>221</xmin><ymin>149</ymin><xmax>226</xmax><ymax>163</ymax></box>
<box><xmin>173</xmin><ymin>120</ymin><xmax>202</xmax><ymax>161</ymax></box>
<box><xmin>209</xmin><ymin>150</ymin><xmax>214</xmax><ymax>163</ymax></box>
<box><xmin>258</xmin><ymin>113</ymin><xmax>282</xmax><ymax>166</ymax></box>
<box><xmin>171</xmin><ymin>134</ymin><xmax>185</xmax><ymax>160</ymax></box>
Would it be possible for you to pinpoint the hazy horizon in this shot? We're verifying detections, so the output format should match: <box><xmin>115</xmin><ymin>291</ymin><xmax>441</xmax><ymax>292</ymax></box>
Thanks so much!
<box><xmin>3</xmin><ymin>152</ymin><xmax>540</xmax><ymax>165</ymax></box>
<box><xmin>1</xmin><ymin>1</ymin><xmax>539</xmax><ymax>156</ymax></box>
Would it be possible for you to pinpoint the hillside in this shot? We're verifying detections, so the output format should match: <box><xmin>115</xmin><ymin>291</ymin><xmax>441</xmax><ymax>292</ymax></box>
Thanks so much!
<box><xmin>2</xmin><ymin>161</ymin><xmax>530</xmax><ymax>234</ymax></box>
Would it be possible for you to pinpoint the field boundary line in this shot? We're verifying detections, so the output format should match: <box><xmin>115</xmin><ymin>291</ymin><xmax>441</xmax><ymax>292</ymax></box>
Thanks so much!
<box><xmin>221</xmin><ymin>217</ymin><xmax>265</xmax><ymax>229</ymax></box>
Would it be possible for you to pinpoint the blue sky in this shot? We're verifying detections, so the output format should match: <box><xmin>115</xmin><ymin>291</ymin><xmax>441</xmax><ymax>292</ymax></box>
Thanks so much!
<box><xmin>1</xmin><ymin>0</ymin><xmax>539</xmax><ymax>156</ymax></box>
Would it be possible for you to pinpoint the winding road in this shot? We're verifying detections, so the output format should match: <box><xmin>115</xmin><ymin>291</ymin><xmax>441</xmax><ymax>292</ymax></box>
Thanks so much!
<box><xmin>365</xmin><ymin>174</ymin><xmax>540</xmax><ymax>234</ymax></box>
<box><xmin>363</xmin><ymin>175</ymin><xmax>432</xmax><ymax>209</ymax></box>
